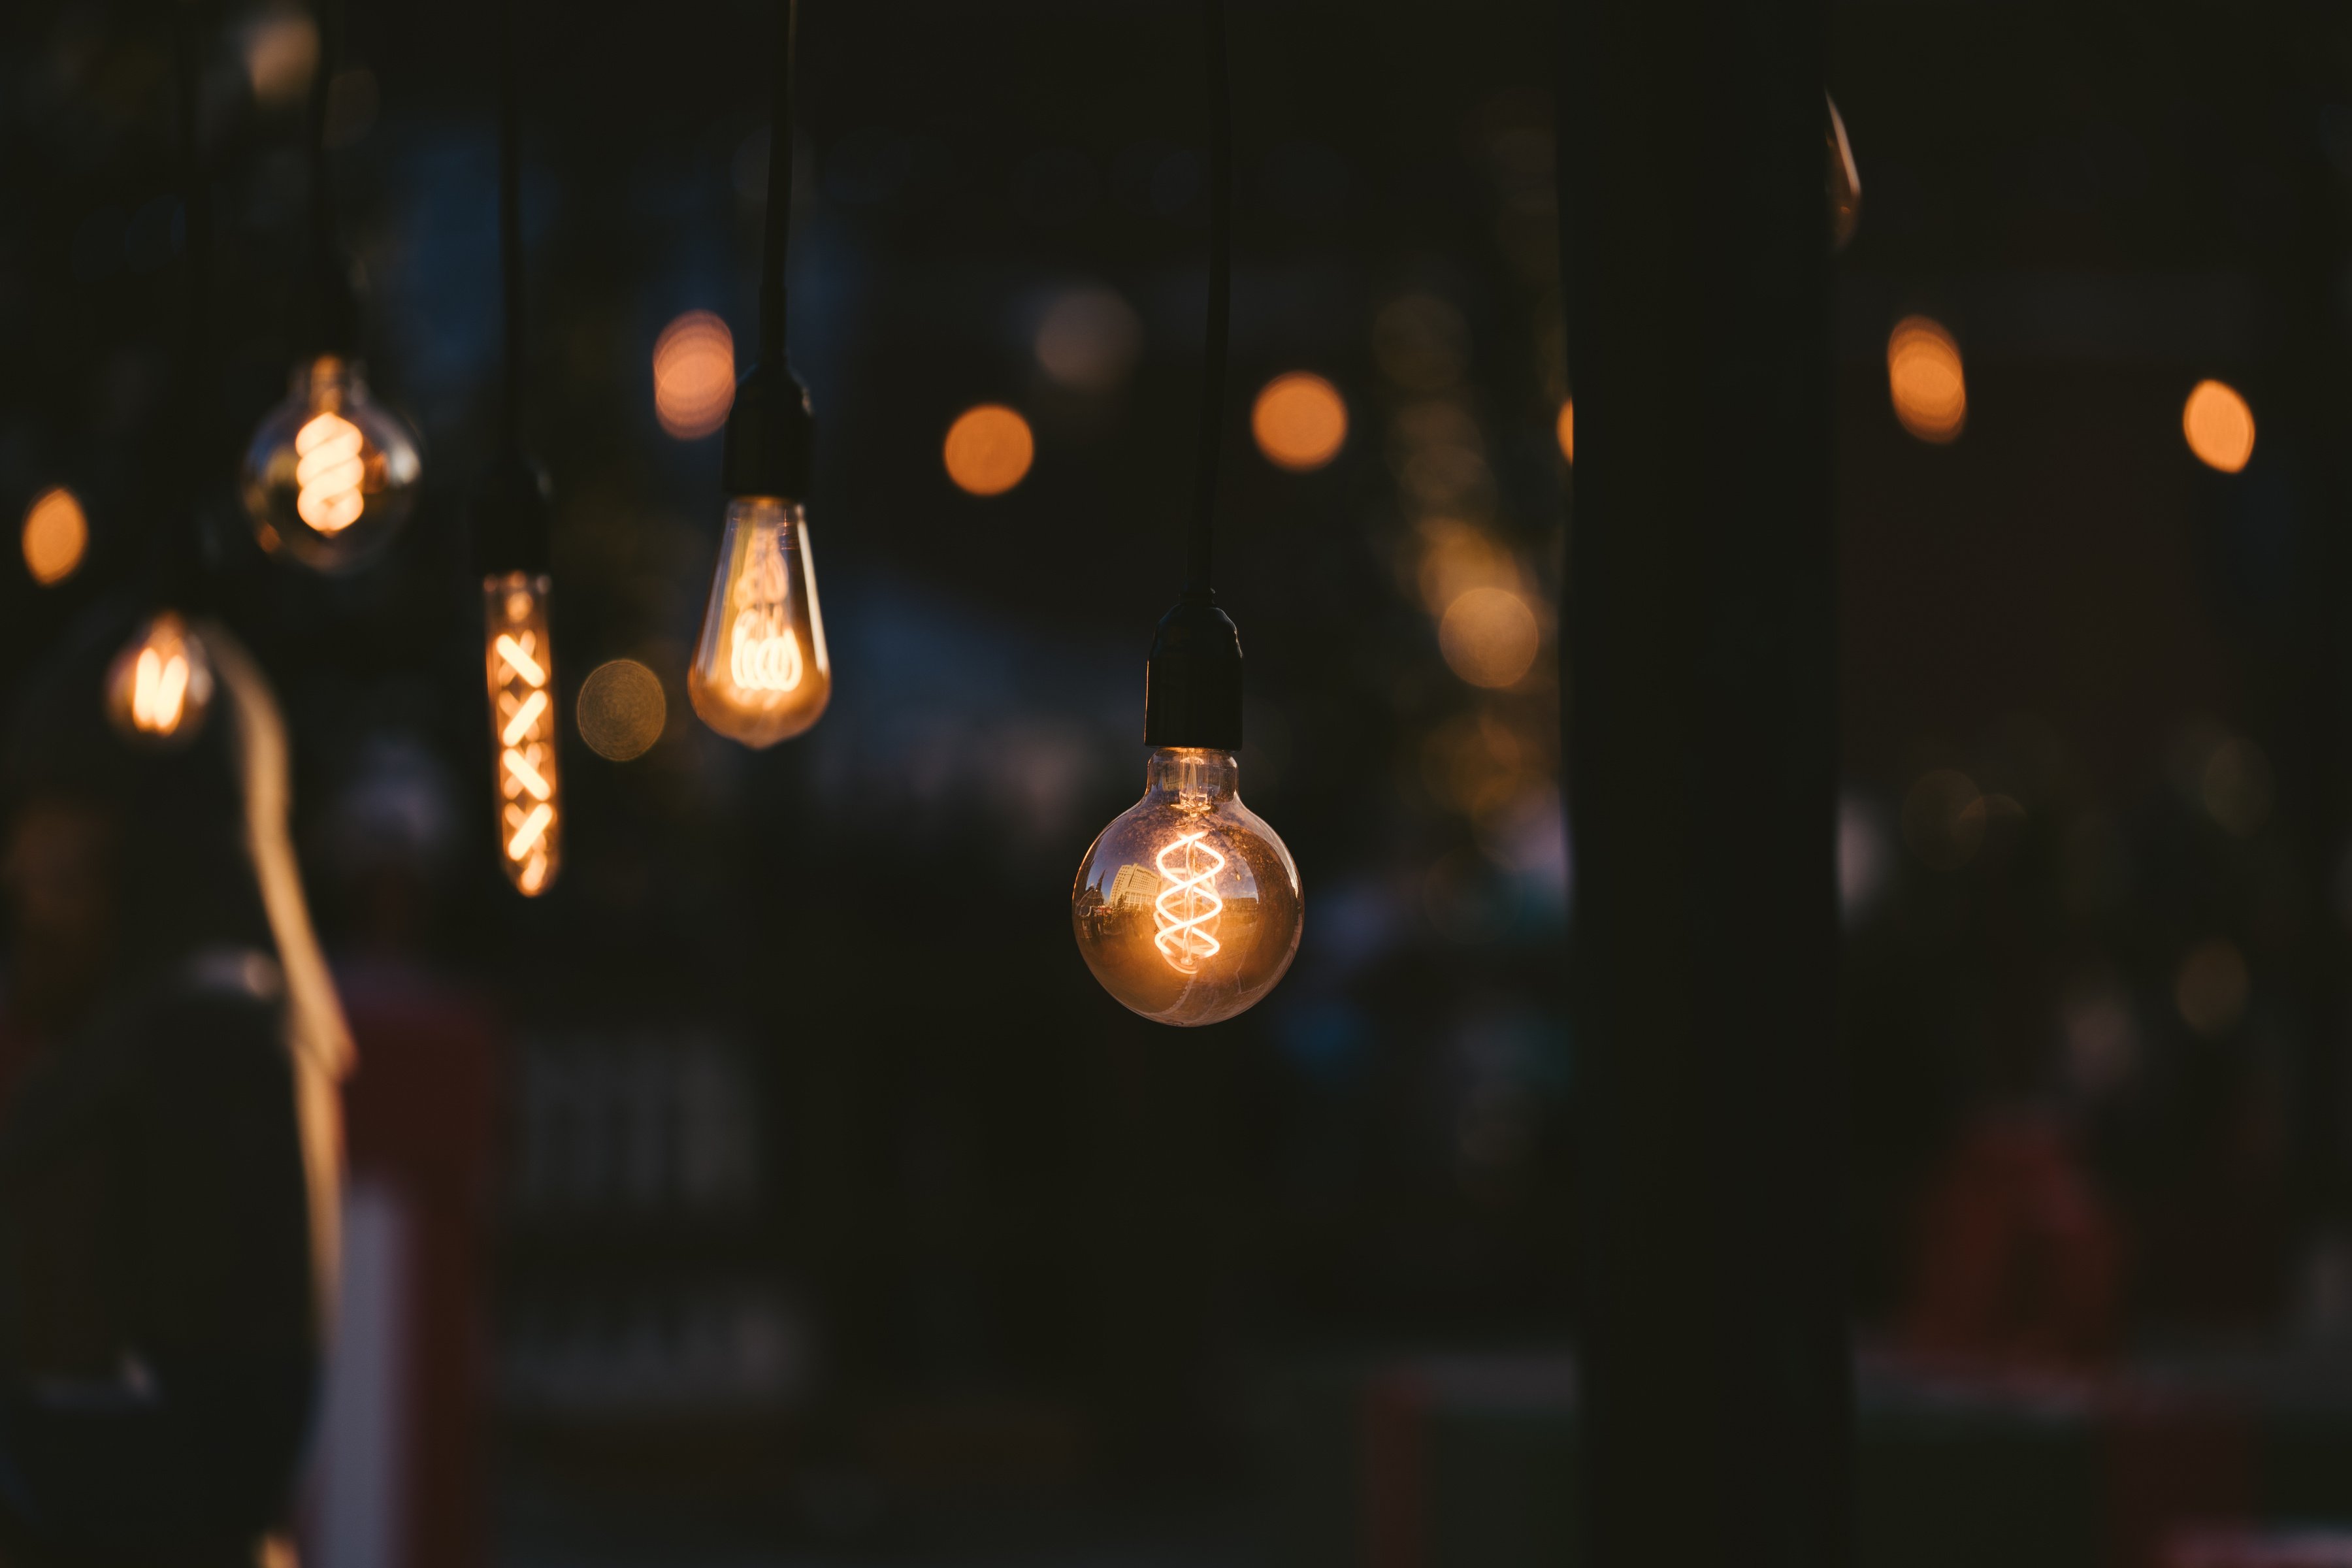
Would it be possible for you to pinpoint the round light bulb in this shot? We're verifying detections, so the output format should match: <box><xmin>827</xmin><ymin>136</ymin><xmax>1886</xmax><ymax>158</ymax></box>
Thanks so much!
<box><xmin>1071</xmin><ymin>747</ymin><xmax>1301</xmax><ymax>1027</ymax></box>
<box><xmin>240</xmin><ymin>355</ymin><xmax>422</xmax><ymax>572</ymax></box>
<box><xmin>687</xmin><ymin>495</ymin><xmax>832</xmax><ymax>747</ymax></box>
<box><xmin>483</xmin><ymin>572</ymin><xmax>564</xmax><ymax>896</ymax></box>
<box><xmin>105</xmin><ymin>610</ymin><xmax>215</xmax><ymax>749</ymax></box>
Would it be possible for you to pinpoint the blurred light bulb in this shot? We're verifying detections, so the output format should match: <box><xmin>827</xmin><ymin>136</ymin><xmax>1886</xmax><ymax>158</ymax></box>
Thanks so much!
<box><xmin>1071</xmin><ymin>748</ymin><xmax>1301</xmax><ymax>1026</ymax></box>
<box><xmin>483</xmin><ymin>572</ymin><xmax>563</xmax><ymax>895</ymax></box>
<box><xmin>105</xmin><ymin>610</ymin><xmax>214</xmax><ymax>747</ymax></box>
<box><xmin>688</xmin><ymin>496</ymin><xmax>830</xmax><ymax>747</ymax></box>
<box><xmin>241</xmin><ymin>355</ymin><xmax>421</xmax><ymax>572</ymax></box>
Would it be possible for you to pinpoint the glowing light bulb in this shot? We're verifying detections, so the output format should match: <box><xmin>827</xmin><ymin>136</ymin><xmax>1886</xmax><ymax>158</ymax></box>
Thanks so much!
<box><xmin>105</xmin><ymin>610</ymin><xmax>215</xmax><ymax>748</ymax></box>
<box><xmin>483</xmin><ymin>572</ymin><xmax>563</xmax><ymax>895</ymax></box>
<box><xmin>241</xmin><ymin>355</ymin><xmax>421</xmax><ymax>572</ymax></box>
<box><xmin>1071</xmin><ymin>747</ymin><xmax>1301</xmax><ymax>1027</ymax></box>
<box><xmin>687</xmin><ymin>495</ymin><xmax>830</xmax><ymax>747</ymax></box>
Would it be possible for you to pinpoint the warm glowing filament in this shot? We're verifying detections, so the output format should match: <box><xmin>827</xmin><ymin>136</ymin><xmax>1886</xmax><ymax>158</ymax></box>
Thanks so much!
<box><xmin>495</xmin><ymin>632</ymin><xmax>547</xmax><ymax>687</ymax></box>
<box><xmin>502</xmin><ymin>688</ymin><xmax>549</xmax><ymax>747</ymax></box>
<box><xmin>132</xmin><ymin>645</ymin><xmax>189</xmax><ymax>734</ymax></box>
<box><xmin>502</xmin><ymin>746</ymin><xmax>552</xmax><ymax>801</ymax></box>
<box><xmin>1152</xmin><ymin>832</ymin><xmax>1226</xmax><ymax>973</ymax></box>
<box><xmin>294</xmin><ymin>411</ymin><xmax>367</xmax><ymax>533</ymax></box>
<box><xmin>727</xmin><ymin>526</ymin><xmax>803</xmax><ymax>694</ymax></box>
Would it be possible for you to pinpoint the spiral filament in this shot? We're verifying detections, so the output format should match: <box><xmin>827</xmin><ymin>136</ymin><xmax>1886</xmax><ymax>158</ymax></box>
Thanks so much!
<box><xmin>727</xmin><ymin>525</ymin><xmax>803</xmax><ymax>694</ymax></box>
<box><xmin>1152</xmin><ymin>831</ymin><xmax>1226</xmax><ymax>972</ymax></box>
<box><xmin>294</xmin><ymin>411</ymin><xmax>367</xmax><ymax>534</ymax></box>
<box><xmin>484</xmin><ymin>574</ymin><xmax>563</xmax><ymax>896</ymax></box>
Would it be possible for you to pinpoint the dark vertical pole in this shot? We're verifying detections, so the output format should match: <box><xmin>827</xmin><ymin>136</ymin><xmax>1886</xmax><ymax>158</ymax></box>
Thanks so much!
<box><xmin>1556</xmin><ymin>1</ymin><xmax>1849</xmax><ymax>1565</ymax></box>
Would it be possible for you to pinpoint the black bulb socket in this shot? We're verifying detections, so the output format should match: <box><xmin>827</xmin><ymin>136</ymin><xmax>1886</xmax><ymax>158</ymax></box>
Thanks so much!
<box><xmin>721</xmin><ymin>360</ymin><xmax>814</xmax><ymax>501</ymax></box>
<box><xmin>470</xmin><ymin>447</ymin><xmax>553</xmax><ymax>577</ymax></box>
<box><xmin>300</xmin><ymin>248</ymin><xmax>364</xmax><ymax>363</ymax></box>
<box><xmin>1143</xmin><ymin>591</ymin><xmax>1244</xmax><ymax>751</ymax></box>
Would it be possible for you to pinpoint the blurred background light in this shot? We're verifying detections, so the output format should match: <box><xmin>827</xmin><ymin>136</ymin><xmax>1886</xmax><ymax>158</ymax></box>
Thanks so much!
<box><xmin>576</xmin><ymin>659</ymin><xmax>668</xmax><ymax>762</ymax></box>
<box><xmin>1901</xmin><ymin>768</ymin><xmax>1985</xmax><ymax>869</ymax></box>
<box><xmin>1034</xmin><ymin>286</ymin><xmax>1143</xmax><ymax>394</ymax></box>
<box><xmin>2183</xmin><ymin>378</ymin><xmax>2255</xmax><ymax>472</ymax></box>
<box><xmin>1886</xmin><ymin>315</ymin><xmax>1967</xmax><ymax>444</ymax></box>
<box><xmin>1252</xmin><ymin>372</ymin><xmax>1348</xmax><ymax>472</ymax></box>
<box><xmin>2201</xmin><ymin>736</ymin><xmax>2272</xmax><ymax>837</ymax></box>
<box><xmin>1554</xmin><ymin>398</ymin><xmax>1574</xmax><ymax>465</ymax></box>
<box><xmin>240</xmin><ymin>7</ymin><xmax>319</xmax><ymax>108</ymax></box>
<box><xmin>652</xmin><ymin>311</ymin><xmax>735</xmax><ymax>440</ymax></box>
<box><xmin>1438</xmin><ymin>586</ymin><xmax>1541</xmax><ymax>688</ymax></box>
<box><xmin>943</xmin><ymin>404</ymin><xmax>1035</xmax><ymax>496</ymax></box>
<box><xmin>21</xmin><ymin>487</ymin><xmax>86</xmax><ymax>587</ymax></box>
<box><xmin>2175</xmin><ymin>937</ymin><xmax>2249</xmax><ymax>1037</ymax></box>
<box><xmin>1374</xmin><ymin>293</ymin><xmax>1470</xmax><ymax>391</ymax></box>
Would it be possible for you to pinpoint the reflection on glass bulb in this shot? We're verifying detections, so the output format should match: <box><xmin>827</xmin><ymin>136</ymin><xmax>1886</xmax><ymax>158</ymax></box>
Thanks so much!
<box><xmin>687</xmin><ymin>496</ymin><xmax>830</xmax><ymax>747</ymax></box>
<box><xmin>1071</xmin><ymin>748</ymin><xmax>1301</xmax><ymax>1027</ymax></box>
<box><xmin>241</xmin><ymin>355</ymin><xmax>421</xmax><ymax>572</ymax></box>
<box><xmin>105</xmin><ymin>610</ymin><xmax>214</xmax><ymax>748</ymax></box>
<box><xmin>483</xmin><ymin>573</ymin><xmax>563</xmax><ymax>896</ymax></box>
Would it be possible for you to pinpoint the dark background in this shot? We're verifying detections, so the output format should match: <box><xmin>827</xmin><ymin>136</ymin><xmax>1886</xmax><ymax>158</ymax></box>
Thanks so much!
<box><xmin>5</xmin><ymin>0</ymin><xmax>2351</xmax><ymax>1562</ymax></box>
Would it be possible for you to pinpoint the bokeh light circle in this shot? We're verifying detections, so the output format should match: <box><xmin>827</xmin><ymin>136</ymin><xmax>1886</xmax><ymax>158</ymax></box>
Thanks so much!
<box><xmin>943</xmin><ymin>405</ymin><xmax>1035</xmax><ymax>496</ymax></box>
<box><xmin>1438</xmin><ymin>587</ymin><xmax>1541</xmax><ymax>689</ymax></box>
<box><xmin>1251</xmin><ymin>372</ymin><xmax>1348</xmax><ymax>471</ymax></box>
<box><xmin>577</xmin><ymin>659</ymin><xmax>668</xmax><ymax>761</ymax></box>
<box><xmin>1886</xmin><ymin>316</ymin><xmax>1966</xmax><ymax>444</ymax></box>
<box><xmin>22</xmin><ymin>487</ymin><xmax>87</xmax><ymax>587</ymax></box>
<box><xmin>653</xmin><ymin>311</ymin><xmax>736</xmax><ymax>440</ymax></box>
<box><xmin>2182</xmin><ymin>380</ymin><xmax>2255</xmax><ymax>473</ymax></box>
<box><xmin>1554</xmin><ymin>399</ymin><xmax>1575</xmax><ymax>465</ymax></box>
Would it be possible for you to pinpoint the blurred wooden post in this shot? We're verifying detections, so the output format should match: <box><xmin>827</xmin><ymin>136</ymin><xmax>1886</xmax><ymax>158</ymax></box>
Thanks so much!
<box><xmin>1554</xmin><ymin>0</ymin><xmax>1850</xmax><ymax>1564</ymax></box>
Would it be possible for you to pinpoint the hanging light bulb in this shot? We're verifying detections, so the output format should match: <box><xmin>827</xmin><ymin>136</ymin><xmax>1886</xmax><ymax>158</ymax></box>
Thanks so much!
<box><xmin>240</xmin><ymin>355</ymin><xmax>421</xmax><ymax>572</ymax></box>
<box><xmin>689</xmin><ymin>0</ymin><xmax>832</xmax><ymax>749</ymax></box>
<box><xmin>105</xmin><ymin>610</ymin><xmax>215</xmax><ymax>747</ymax></box>
<box><xmin>483</xmin><ymin>570</ymin><xmax>562</xmax><ymax>894</ymax></box>
<box><xmin>1071</xmin><ymin>0</ymin><xmax>1299</xmax><ymax>1027</ymax></box>
<box><xmin>1073</xmin><ymin>745</ymin><xmax>1300</xmax><ymax>1027</ymax></box>
<box><xmin>687</xmin><ymin>493</ymin><xmax>829</xmax><ymax>747</ymax></box>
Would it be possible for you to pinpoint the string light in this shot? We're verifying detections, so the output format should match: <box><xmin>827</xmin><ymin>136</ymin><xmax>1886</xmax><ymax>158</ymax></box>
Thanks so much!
<box><xmin>106</xmin><ymin>611</ymin><xmax>215</xmax><ymax>747</ymax></box>
<box><xmin>689</xmin><ymin>0</ymin><xmax>835</xmax><ymax>749</ymax></box>
<box><xmin>1070</xmin><ymin>0</ymin><xmax>1301</xmax><ymax>1029</ymax></box>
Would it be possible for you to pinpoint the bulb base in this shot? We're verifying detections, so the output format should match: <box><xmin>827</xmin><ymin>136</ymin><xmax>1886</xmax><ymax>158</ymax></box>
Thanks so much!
<box><xmin>470</xmin><ymin>448</ymin><xmax>553</xmax><ymax>576</ymax></box>
<box><xmin>722</xmin><ymin>361</ymin><xmax>815</xmax><ymax>501</ymax></box>
<box><xmin>1143</xmin><ymin>593</ymin><xmax>1244</xmax><ymax>751</ymax></box>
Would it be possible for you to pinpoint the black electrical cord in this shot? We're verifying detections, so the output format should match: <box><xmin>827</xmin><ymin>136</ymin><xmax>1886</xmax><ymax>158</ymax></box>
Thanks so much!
<box><xmin>164</xmin><ymin>0</ymin><xmax>212</xmax><ymax>595</ymax></box>
<box><xmin>303</xmin><ymin>0</ymin><xmax>353</xmax><ymax>355</ymax></box>
<box><xmin>719</xmin><ymin>0</ymin><xmax>812</xmax><ymax>502</ymax></box>
<box><xmin>1139</xmin><ymin>0</ymin><xmax>1245</xmax><ymax>752</ymax></box>
<box><xmin>759</xmin><ymin>0</ymin><xmax>797</xmax><ymax>371</ymax></box>
<box><xmin>498</xmin><ymin>0</ymin><xmax>524</xmax><ymax>444</ymax></box>
<box><xmin>1187</xmin><ymin>0</ymin><xmax>1230</xmax><ymax>600</ymax></box>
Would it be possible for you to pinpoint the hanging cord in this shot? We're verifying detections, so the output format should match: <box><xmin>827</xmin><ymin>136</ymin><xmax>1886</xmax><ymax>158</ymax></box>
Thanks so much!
<box><xmin>303</xmin><ymin>0</ymin><xmax>350</xmax><ymax>353</ymax></box>
<box><xmin>759</xmin><ymin>0</ymin><xmax>797</xmax><ymax>370</ymax></box>
<box><xmin>1186</xmin><ymin>0</ymin><xmax>1231</xmax><ymax>599</ymax></box>
<box><xmin>167</xmin><ymin>0</ymin><xmax>212</xmax><ymax>587</ymax></box>
<box><xmin>497</xmin><ymin>0</ymin><xmax>524</xmax><ymax>442</ymax></box>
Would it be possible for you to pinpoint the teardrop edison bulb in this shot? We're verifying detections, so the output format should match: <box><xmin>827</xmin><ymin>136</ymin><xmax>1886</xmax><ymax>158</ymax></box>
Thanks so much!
<box><xmin>240</xmin><ymin>355</ymin><xmax>422</xmax><ymax>572</ymax></box>
<box><xmin>1071</xmin><ymin>747</ymin><xmax>1301</xmax><ymax>1027</ymax></box>
<box><xmin>483</xmin><ymin>573</ymin><xmax>563</xmax><ymax>895</ymax></box>
<box><xmin>105</xmin><ymin>610</ymin><xmax>214</xmax><ymax>749</ymax></box>
<box><xmin>687</xmin><ymin>495</ymin><xmax>831</xmax><ymax>747</ymax></box>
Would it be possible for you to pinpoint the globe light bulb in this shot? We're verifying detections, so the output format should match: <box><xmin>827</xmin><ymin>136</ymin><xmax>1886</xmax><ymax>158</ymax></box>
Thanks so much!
<box><xmin>105</xmin><ymin>610</ymin><xmax>214</xmax><ymax>748</ymax></box>
<box><xmin>483</xmin><ymin>572</ymin><xmax>563</xmax><ymax>895</ymax></box>
<box><xmin>687</xmin><ymin>495</ymin><xmax>830</xmax><ymax>747</ymax></box>
<box><xmin>240</xmin><ymin>355</ymin><xmax>422</xmax><ymax>572</ymax></box>
<box><xmin>1071</xmin><ymin>747</ymin><xmax>1301</xmax><ymax>1027</ymax></box>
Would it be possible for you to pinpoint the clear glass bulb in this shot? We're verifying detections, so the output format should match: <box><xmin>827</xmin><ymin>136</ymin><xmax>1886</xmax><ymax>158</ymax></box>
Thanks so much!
<box><xmin>687</xmin><ymin>495</ymin><xmax>832</xmax><ymax>747</ymax></box>
<box><xmin>1071</xmin><ymin>747</ymin><xmax>1301</xmax><ymax>1027</ymax></box>
<box><xmin>483</xmin><ymin>572</ymin><xmax>563</xmax><ymax>896</ymax></box>
<box><xmin>105</xmin><ymin>610</ymin><xmax>214</xmax><ymax>749</ymax></box>
<box><xmin>240</xmin><ymin>355</ymin><xmax>423</xmax><ymax>572</ymax></box>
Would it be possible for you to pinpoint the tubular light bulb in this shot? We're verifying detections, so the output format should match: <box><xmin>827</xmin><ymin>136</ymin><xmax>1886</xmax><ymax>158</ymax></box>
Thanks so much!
<box><xmin>1071</xmin><ymin>747</ymin><xmax>1301</xmax><ymax>1027</ymax></box>
<box><xmin>687</xmin><ymin>495</ymin><xmax>830</xmax><ymax>747</ymax></box>
<box><xmin>483</xmin><ymin>573</ymin><xmax>563</xmax><ymax>895</ymax></box>
<box><xmin>240</xmin><ymin>355</ymin><xmax>422</xmax><ymax>572</ymax></box>
<box><xmin>105</xmin><ymin>610</ymin><xmax>214</xmax><ymax>748</ymax></box>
